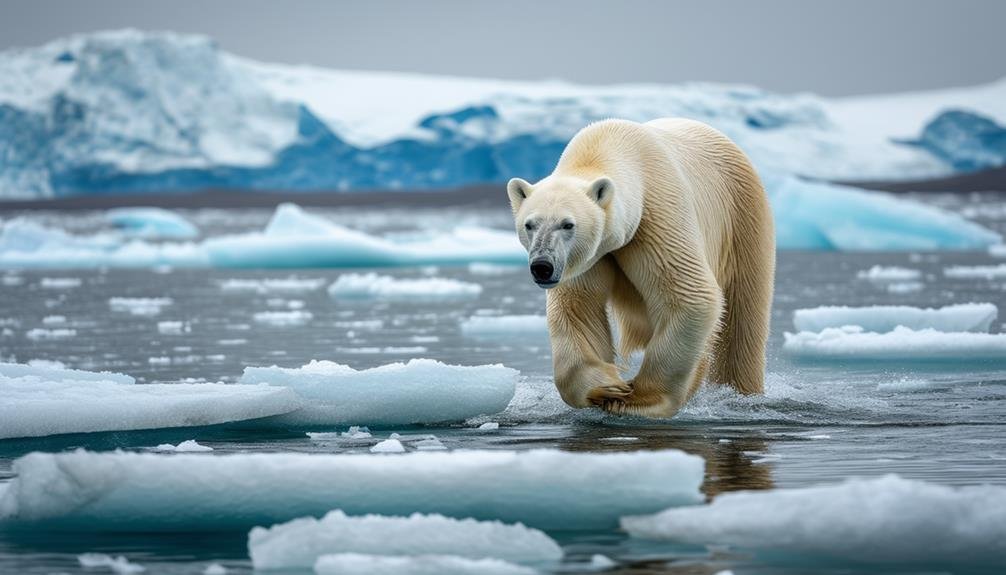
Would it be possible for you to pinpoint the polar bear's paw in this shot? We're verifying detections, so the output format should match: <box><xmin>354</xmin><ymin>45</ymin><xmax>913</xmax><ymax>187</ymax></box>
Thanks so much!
<box><xmin>586</xmin><ymin>381</ymin><xmax>633</xmax><ymax>411</ymax></box>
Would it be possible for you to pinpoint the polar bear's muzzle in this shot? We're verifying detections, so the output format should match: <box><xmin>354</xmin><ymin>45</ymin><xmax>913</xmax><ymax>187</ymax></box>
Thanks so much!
<box><xmin>530</xmin><ymin>258</ymin><xmax>558</xmax><ymax>287</ymax></box>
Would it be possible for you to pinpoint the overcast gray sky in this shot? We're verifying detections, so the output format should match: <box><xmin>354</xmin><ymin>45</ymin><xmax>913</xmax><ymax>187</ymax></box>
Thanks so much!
<box><xmin>2</xmin><ymin>0</ymin><xmax>1004</xmax><ymax>96</ymax></box>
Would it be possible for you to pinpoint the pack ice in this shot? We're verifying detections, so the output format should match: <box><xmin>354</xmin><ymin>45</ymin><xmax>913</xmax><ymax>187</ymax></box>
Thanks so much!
<box><xmin>783</xmin><ymin>326</ymin><xmax>1006</xmax><ymax>363</ymax></box>
<box><xmin>328</xmin><ymin>273</ymin><xmax>482</xmax><ymax>300</ymax></box>
<box><xmin>248</xmin><ymin>510</ymin><xmax>562</xmax><ymax>570</ymax></box>
<box><xmin>460</xmin><ymin>315</ymin><xmax>548</xmax><ymax>335</ymax></box>
<box><xmin>0</xmin><ymin>362</ymin><xmax>302</xmax><ymax>440</ymax></box>
<box><xmin>621</xmin><ymin>475</ymin><xmax>1006</xmax><ymax>566</ymax></box>
<box><xmin>239</xmin><ymin>359</ymin><xmax>517</xmax><ymax>426</ymax></box>
<box><xmin>0</xmin><ymin>449</ymin><xmax>704</xmax><ymax>531</ymax></box>
<box><xmin>792</xmin><ymin>303</ymin><xmax>998</xmax><ymax>333</ymax></box>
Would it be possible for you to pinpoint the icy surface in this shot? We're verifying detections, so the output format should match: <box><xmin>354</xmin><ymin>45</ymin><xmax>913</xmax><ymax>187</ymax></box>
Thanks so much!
<box><xmin>153</xmin><ymin>440</ymin><xmax>213</xmax><ymax>453</ymax></box>
<box><xmin>370</xmin><ymin>438</ymin><xmax>405</xmax><ymax>453</ymax></box>
<box><xmin>621</xmin><ymin>475</ymin><xmax>1006</xmax><ymax>566</ymax></box>
<box><xmin>106</xmin><ymin>207</ymin><xmax>198</xmax><ymax>239</ymax></box>
<box><xmin>0</xmin><ymin>449</ymin><xmax>703</xmax><ymax>531</ymax></box>
<box><xmin>252</xmin><ymin>309</ymin><xmax>313</xmax><ymax>327</ymax></box>
<box><xmin>783</xmin><ymin>325</ymin><xmax>1006</xmax><ymax>362</ymax></box>
<box><xmin>248</xmin><ymin>509</ymin><xmax>562</xmax><ymax>569</ymax></box>
<box><xmin>218</xmin><ymin>276</ymin><xmax>325</xmax><ymax>293</ymax></box>
<box><xmin>313</xmin><ymin>554</ymin><xmax>537</xmax><ymax>575</ymax></box>
<box><xmin>460</xmin><ymin>315</ymin><xmax>548</xmax><ymax>335</ymax></box>
<box><xmin>944</xmin><ymin>263</ymin><xmax>1006</xmax><ymax>279</ymax></box>
<box><xmin>0</xmin><ymin>362</ymin><xmax>302</xmax><ymax>439</ymax></box>
<box><xmin>329</xmin><ymin>273</ymin><xmax>482</xmax><ymax>300</ymax></box>
<box><xmin>77</xmin><ymin>553</ymin><xmax>145</xmax><ymax>574</ymax></box>
<box><xmin>239</xmin><ymin>359</ymin><xmax>517</xmax><ymax>426</ymax></box>
<box><xmin>792</xmin><ymin>303</ymin><xmax>998</xmax><ymax>333</ymax></box>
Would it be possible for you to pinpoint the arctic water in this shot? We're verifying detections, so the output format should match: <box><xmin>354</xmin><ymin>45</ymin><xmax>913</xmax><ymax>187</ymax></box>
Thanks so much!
<box><xmin>1</xmin><ymin>197</ymin><xmax>1005</xmax><ymax>574</ymax></box>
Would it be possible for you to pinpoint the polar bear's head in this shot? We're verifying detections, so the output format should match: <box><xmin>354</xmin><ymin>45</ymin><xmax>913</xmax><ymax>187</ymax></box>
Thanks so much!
<box><xmin>506</xmin><ymin>175</ymin><xmax>613</xmax><ymax>288</ymax></box>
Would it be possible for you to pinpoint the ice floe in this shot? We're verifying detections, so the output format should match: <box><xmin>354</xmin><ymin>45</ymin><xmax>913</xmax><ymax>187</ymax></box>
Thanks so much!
<box><xmin>944</xmin><ymin>263</ymin><xmax>1006</xmax><ymax>280</ymax></box>
<box><xmin>467</xmin><ymin>262</ymin><xmax>522</xmax><ymax>276</ymax></box>
<box><xmin>621</xmin><ymin>475</ymin><xmax>1006</xmax><ymax>566</ymax></box>
<box><xmin>854</xmin><ymin>265</ymin><xmax>921</xmax><ymax>282</ymax></box>
<box><xmin>239</xmin><ymin>359</ymin><xmax>517</xmax><ymax>426</ymax></box>
<box><xmin>328</xmin><ymin>273</ymin><xmax>482</xmax><ymax>300</ymax></box>
<box><xmin>370</xmin><ymin>438</ymin><xmax>406</xmax><ymax>453</ymax></box>
<box><xmin>106</xmin><ymin>207</ymin><xmax>198</xmax><ymax>239</ymax></box>
<box><xmin>460</xmin><ymin>315</ymin><xmax>548</xmax><ymax>335</ymax></box>
<box><xmin>0</xmin><ymin>449</ymin><xmax>703</xmax><ymax>531</ymax></box>
<box><xmin>39</xmin><ymin>277</ymin><xmax>82</xmax><ymax>289</ymax></box>
<box><xmin>218</xmin><ymin>276</ymin><xmax>326</xmax><ymax>293</ymax></box>
<box><xmin>792</xmin><ymin>303</ymin><xmax>998</xmax><ymax>333</ymax></box>
<box><xmin>77</xmin><ymin>553</ymin><xmax>146</xmax><ymax>574</ymax></box>
<box><xmin>247</xmin><ymin>510</ymin><xmax>562</xmax><ymax>570</ymax></box>
<box><xmin>0</xmin><ymin>362</ymin><xmax>301</xmax><ymax>439</ymax></box>
<box><xmin>313</xmin><ymin>554</ymin><xmax>537</xmax><ymax>575</ymax></box>
<box><xmin>157</xmin><ymin>320</ymin><xmax>191</xmax><ymax>335</ymax></box>
<box><xmin>108</xmin><ymin>297</ymin><xmax>173</xmax><ymax>316</ymax></box>
<box><xmin>252</xmin><ymin>309</ymin><xmax>313</xmax><ymax>327</ymax></box>
<box><xmin>25</xmin><ymin>327</ymin><xmax>76</xmax><ymax>340</ymax></box>
<box><xmin>153</xmin><ymin>440</ymin><xmax>213</xmax><ymax>453</ymax></box>
<box><xmin>783</xmin><ymin>326</ymin><xmax>1006</xmax><ymax>362</ymax></box>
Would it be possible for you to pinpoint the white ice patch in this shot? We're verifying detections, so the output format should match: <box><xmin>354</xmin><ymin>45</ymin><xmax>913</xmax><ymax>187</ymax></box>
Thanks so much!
<box><xmin>39</xmin><ymin>277</ymin><xmax>82</xmax><ymax>289</ymax></box>
<box><xmin>990</xmin><ymin>244</ymin><xmax>1006</xmax><ymax>257</ymax></box>
<box><xmin>24</xmin><ymin>327</ymin><xmax>76</xmax><ymax>340</ymax></box>
<box><xmin>328</xmin><ymin>273</ymin><xmax>482</xmax><ymax>300</ymax></box>
<box><xmin>370</xmin><ymin>438</ymin><xmax>405</xmax><ymax>453</ymax></box>
<box><xmin>460</xmin><ymin>315</ymin><xmax>547</xmax><ymax>335</ymax></box>
<box><xmin>106</xmin><ymin>207</ymin><xmax>198</xmax><ymax>239</ymax></box>
<box><xmin>108</xmin><ymin>297</ymin><xmax>173</xmax><ymax>316</ymax></box>
<box><xmin>157</xmin><ymin>320</ymin><xmax>190</xmax><ymax>335</ymax></box>
<box><xmin>153</xmin><ymin>439</ymin><xmax>213</xmax><ymax>453</ymax></box>
<box><xmin>855</xmin><ymin>265</ymin><xmax>921</xmax><ymax>282</ymax></box>
<box><xmin>313</xmin><ymin>554</ymin><xmax>537</xmax><ymax>575</ymax></box>
<box><xmin>792</xmin><ymin>303</ymin><xmax>998</xmax><ymax>333</ymax></box>
<box><xmin>0</xmin><ymin>449</ymin><xmax>703</xmax><ymax>531</ymax></box>
<box><xmin>783</xmin><ymin>325</ymin><xmax>1006</xmax><ymax>362</ymax></box>
<box><xmin>0</xmin><ymin>362</ymin><xmax>301</xmax><ymax>439</ymax></box>
<box><xmin>77</xmin><ymin>553</ymin><xmax>146</xmax><ymax>574</ymax></box>
<box><xmin>467</xmin><ymin>262</ymin><xmax>522</xmax><ymax>276</ymax></box>
<box><xmin>240</xmin><ymin>359</ymin><xmax>517</xmax><ymax>426</ymax></box>
<box><xmin>248</xmin><ymin>509</ymin><xmax>562</xmax><ymax>570</ymax></box>
<box><xmin>252</xmin><ymin>310</ymin><xmax>313</xmax><ymax>327</ymax></box>
<box><xmin>621</xmin><ymin>475</ymin><xmax>1006</xmax><ymax>566</ymax></box>
<box><xmin>944</xmin><ymin>263</ymin><xmax>1006</xmax><ymax>280</ymax></box>
<box><xmin>218</xmin><ymin>276</ymin><xmax>326</xmax><ymax>293</ymax></box>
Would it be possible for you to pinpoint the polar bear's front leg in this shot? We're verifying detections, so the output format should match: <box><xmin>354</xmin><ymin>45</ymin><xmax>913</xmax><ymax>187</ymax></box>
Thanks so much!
<box><xmin>546</xmin><ymin>258</ymin><xmax>631</xmax><ymax>408</ymax></box>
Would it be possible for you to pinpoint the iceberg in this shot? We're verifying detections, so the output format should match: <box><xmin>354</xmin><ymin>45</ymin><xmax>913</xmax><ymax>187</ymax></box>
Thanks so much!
<box><xmin>792</xmin><ymin>303</ymin><xmax>998</xmax><ymax>333</ymax></box>
<box><xmin>460</xmin><ymin>315</ymin><xmax>548</xmax><ymax>335</ymax></box>
<box><xmin>621</xmin><ymin>475</ymin><xmax>1006</xmax><ymax>566</ymax></box>
<box><xmin>0</xmin><ymin>362</ymin><xmax>302</xmax><ymax>439</ymax></box>
<box><xmin>239</xmin><ymin>359</ymin><xmax>517</xmax><ymax>426</ymax></box>
<box><xmin>783</xmin><ymin>326</ymin><xmax>1006</xmax><ymax>363</ymax></box>
<box><xmin>313</xmin><ymin>554</ymin><xmax>538</xmax><ymax>575</ymax></box>
<box><xmin>903</xmin><ymin>109</ymin><xmax>1006</xmax><ymax>172</ymax></box>
<box><xmin>247</xmin><ymin>510</ymin><xmax>562</xmax><ymax>570</ymax></box>
<box><xmin>106</xmin><ymin>207</ymin><xmax>198</xmax><ymax>239</ymax></box>
<box><xmin>328</xmin><ymin>273</ymin><xmax>482</xmax><ymax>300</ymax></box>
<box><xmin>0</xmin><ymin>449</ymin><xmax>705</xmax><ymax>531</ymax></box>
<box><xmin>944</xmin><ymin>263</ymin><xmax>1006</xmax><ymax>280</ymax></box>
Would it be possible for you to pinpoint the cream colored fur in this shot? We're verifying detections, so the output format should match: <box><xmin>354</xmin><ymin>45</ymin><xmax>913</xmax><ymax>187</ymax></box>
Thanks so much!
<box><xmin>507</xmin><ymin>118</ymin><xmax>775</xmax><ymax>418</ymax></box>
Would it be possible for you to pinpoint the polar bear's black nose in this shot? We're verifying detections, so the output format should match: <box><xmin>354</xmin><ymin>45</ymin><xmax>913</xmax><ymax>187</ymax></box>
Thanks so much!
<box><xmin>530</xmin><ymin>259</ymin><xmax>554</xmax><ymax>282</ymax></box>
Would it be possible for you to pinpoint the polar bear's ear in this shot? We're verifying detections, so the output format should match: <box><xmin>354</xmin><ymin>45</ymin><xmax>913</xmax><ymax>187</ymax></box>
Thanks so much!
<box><xmin>588</xmin><ymin>177</ymin><xmax>613</xmax><ymax>208</ymax></box>
<box><xmin>507</xmin><ymin>177</ymin><xmax>531</xmax><ymax>207</ymax></box>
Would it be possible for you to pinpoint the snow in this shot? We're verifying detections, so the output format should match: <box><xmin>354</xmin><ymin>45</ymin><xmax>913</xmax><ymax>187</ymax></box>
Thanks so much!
<box><xmin>153</xmin><ymin>440</ymin><xmax>213</xmax><ymax>453</ymax></box>
<box><xmin>370</xmin><ymin>438</ymin><xmax>406</xmax><ymax>453</ymax></box>
<box><xmin>0</xmin><ymin>361</ymin><xmax>302</xmax><ymax>439</ymax></box>
<box><xmin>328</xmin><ymin>273</ymin><xmax>482</xmax><ymax>300</ymax></box>
<box><xmin>0</xmin><ymin>449</ymin><xmax>704</xmax><ymax>531</ymax></box>
<box><xmin>108</xmin><ymin>297</ymin><xmax>173</xmax><ymax>316</ymax></box>
<box><xmin>792</xmin><ymin>303</ymin><xmax>998</xmax><ymax>333</ymax></box>
<box><xmin>783</xmin><ymin>325</ymin><xmax>1006</xmax><ymax>362</ymax></box>
<box><xmin>239</xmin><ymin>359</ymin><xmax>517</xmax><ymax>426</ymax></box>
<box><xmin>855</xmin><ymin>265</ymin><xmax>921</xmax><ymax>282</ymax></box>
<box><xmin>621</xmin><ymin>475</ymin><xmax>1006</xmax><ymax>566</ymax></box>
<box><xmin>77</xmin><ymin>553</ymin><xmax>145</xmax><ymax>574</ymax></box>
<box><xmin>106</xmin><ymin>207</ymin><xmax>198</xmax><ymax>239</ymax></box>
<box><xmin>944</xmin><ymin>263</ymin><xmax>1006</xmax><ymax>280</ymax></box>
<box><xmin>313</xmin><ymin>554</ymin><xmax>537</xmax><ymax>575</ymax></box>
<box><xmin>460</xmin><ymin>315</ymin><xmax>548</xmax><ymax>335</ymax></box>
<box><xmin>252</xmin><ymin>309</ymin><xmax>313</xmax><ymax>327</ymax></box>
<box><xmin>247</xmin><ymin>509</ymin><xmax>562</xmax><ymax>570</ymax></box>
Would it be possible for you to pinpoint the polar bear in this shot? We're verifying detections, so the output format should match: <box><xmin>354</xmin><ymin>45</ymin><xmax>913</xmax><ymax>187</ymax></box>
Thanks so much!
<box><xmin>506</xmin><ymin>118</ymin><xmax>774</xmax><ymax>418</ymax></box>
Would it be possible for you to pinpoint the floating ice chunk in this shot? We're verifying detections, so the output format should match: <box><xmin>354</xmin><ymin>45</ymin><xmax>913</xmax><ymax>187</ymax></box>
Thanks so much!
<box><xmin>991</xmin><ymin>244</ymin><xmax>1006</xmax><ymax>257</ymax></box>
<box><xmin>0</xmin><ymin>449</ymin><xmax>703</xmax><ymax>531</ymax></box>
<box><xmin>587</xmin><ymin>555</ymin><xmax>617</xmax><ymax>570</ymax></box>
<box><xmin>460</xmin><ymin>315</ymin><xmax>547</xmax><ymax>335</ymax></box>
<box><xmin>248</xmin><ymin>509</ymin><xmax>562</xmax><ymax>570</ymax></box>
<box><xmin>855</xmin><ymin>265</ymin><xmax>921</xmax><ymax>282</ymax></box>
<box><xmin>0</xmin><ymin>361</ymin><xmax>134</xmax><ymax>384</ymax></box>
<box><xmin>792</xmin><ymin>303</ymin><xmax>998</xmax><ymax>333</ymax></box>
<box><xmin>25</xmin><ymin>327</ymin><xmax>76</xmax><ymax>340</ymax></box>
<box><xmin>414</xmin><ymin>438</ymin><xmax>447</xmax><ymax>451</ymax></box>
<box><xmin>218</xmin><ymin>276</ymin><xmax>326</xmax><ymax>293</ymax></box>
<box><xmin>203</xmin><ymin>564</ymin><xmax>227</xmax><ymax>575</ymax></box>
<box><xmin>39</xmin><ymin>277</ymin><xmax>82</xmax><ymax>289</ymax></box>
<box><xmin>78</xmin><ymin>553</ymin><xmax>146</xmax><ymax>574</ymax></box>
<box><xmin>621</xmin><ymin>475</ymin><xmax>1006</xmax><ymax>566</ymax></box>
<box><xmin>886</xmin><ymin>281</ymin><xmax>924</xmax><ymax>294</ymax></box>
<box><xmin>478</xmin><ymin>422</ymin><xmax>500</xmax><ymax>432</ymax></box>
<box><xmin>328</xmin><ymin>273</ymin><xmax>482</xmax><ymax>300</ymax></box>
<box><xmin>341</xmin><ymin>426</ymin><xmax>372</xmax><ymax>439</ymax></box>
<box><xmin>783</xmin><ymin>325</ymin><xmax>1006</xmax><ymax>362</ymax></box>
<box><xmin>252</xmin><ymin>310</ymin><xmax>313</xmax><ymax>327</ymax></box>
<box><xmin>157</xmin><ymin>320</ymin><xmax>190</xmax><ymax>335</ymax></box>
<box><xmin>108</xmin><ymin>297</ymin><xmax>173</xmax><ymax>316</ymax></box>
<box><xmin>0</xmin><ymin>363</ymin><xmax>302</xmax><ymax>439</ymax></box>
<box><xmin>944</xmin><ymin>263</ymin><xmax>1006</xmax><ymax>280</ymax></box>
<box><xmin>468</xmin><ymin>262</ymin><xmax>521</xmax><ymax>276</ymax></box>
<box><xmin>41</xmin><ymin>314</ymin><xmax>66</xmax><ymax>325</ymax></box>
<box><xmin>370</xmin><ymin>438</ymin><xmax>406</xmax><ymax>453</ymax></box>
<box><xmin>106</xmin><ymin>207</ymin><xmax>198</xmax><ymax>239</ymax></box>
<box><xmin>313</xmin><ymin>554</ymin><xmax>538</xmax><ymax>575</ymax></box>
<box><xmin>153</xmin><ymin>440</ymin><xmax>213</xmax><ymax>452</ymax></box>
<box><xmin>240</xmin><ymin>359</ymin><xmax>517</xmax><ymax>426</ymax></box>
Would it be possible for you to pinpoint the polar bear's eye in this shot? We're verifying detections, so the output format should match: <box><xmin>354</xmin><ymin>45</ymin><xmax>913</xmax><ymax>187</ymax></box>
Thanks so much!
<box><xmin>561</xmin><ymin>222</ymin><xmax>575</xmax><ymax>230</ymax></box>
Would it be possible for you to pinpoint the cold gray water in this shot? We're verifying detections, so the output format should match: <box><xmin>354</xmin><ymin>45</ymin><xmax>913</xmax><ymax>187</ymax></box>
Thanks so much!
<box><xmin>1</xmin><ymin>197</ymin><xmax>1005</xmax><ymax>574</ymax></box>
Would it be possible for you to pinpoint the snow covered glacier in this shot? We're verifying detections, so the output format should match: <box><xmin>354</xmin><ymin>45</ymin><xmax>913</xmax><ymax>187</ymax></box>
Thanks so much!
<box><xmin>2</xmin><ymin>29</ymin><xmax>1006</xmax><ymax>200</ymax></box>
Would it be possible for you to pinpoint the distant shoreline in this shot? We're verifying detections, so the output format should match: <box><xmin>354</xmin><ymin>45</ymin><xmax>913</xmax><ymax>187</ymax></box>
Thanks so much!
<box><xmin>1</xmin><ymin>167</ymin><xmax>1004</xmax><ymax>212</ymax></box>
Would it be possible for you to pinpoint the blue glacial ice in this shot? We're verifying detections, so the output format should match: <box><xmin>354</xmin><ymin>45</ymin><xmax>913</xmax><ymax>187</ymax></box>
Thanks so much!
<box><xmin>792</xmin><ymin>303</ymin><xmax>998</xmax><ymax>334</ymax></box>
<box><xmin>0</xmin><ymin>449</ymin><xmax>705</xmax><ymax>531</ymax></box>
<box><xmin>0</xmin><ymin>362</ymin><xmax>303</xmax><ymax>440</ymax></box>
<box><xmin>239</xmin><ymin>359</ymin><xmax>517</xmax><ymax>426</ymax></box>
<box><xmin>313</xmin><ymin>554</ymin><xmax>538</xmax><ymax>575</ymax></box>
<box><xmin>105</xmin><ymin>207</ymin><xmax>198</xmax><ymax>239</ymax></box>
<box><xmin>904</xmin><ymin>109</ymin><xmax>1006</xmax><ymax>172</ymax></box>
<box><xmin>621</xmin><ymin>474</ymin><xmax>1006</xmax><ymax>567</ymax></box>
<box><xmin>248</xmin><ymin>510</ymin><xmax>562</xmax><ymax>570</ymax></box>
